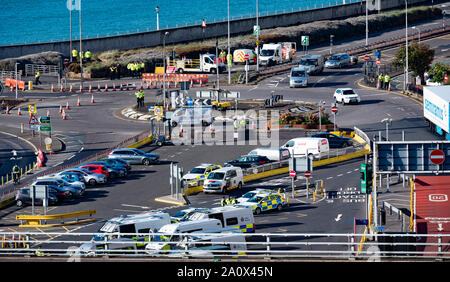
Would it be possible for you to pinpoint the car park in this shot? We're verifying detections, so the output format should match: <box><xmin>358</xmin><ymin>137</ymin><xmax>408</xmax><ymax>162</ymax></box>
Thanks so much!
<box><xmin>79</xmin><ymin>164</ymin><xmax>110</xmax><ymax>179</ymax></box>
<box><xmin>182</xmin><ymin>164</ymin><xmax>222</xmax><ymax>186</ymax></box>
<box><xmin>57</xmin><ymin>169</ymin><xmax>107</xmax><ymax>186</ymax></box>
<box><xmin>310</xmin><ymin>132</ymin><xmax>354</xmax><ymax>148</ymax></box>
<box><xmin>15</xmin><ymin>187</ymin><xmax>59</xmax><ymax>207</ymax></box>
<box><xmin>289</xmin><ymin>67</ymin><xmax>308</xmax><ymax>88</ymax></box>
<box><xmin>100</xmin><ymin>158</ymin><xmax>132</xmax><ymax>172</ymax></box>
<box><xmin>224</xmin><ymin>155</ymin><xmax>271</xmax><ymax>168</ymax></box>
<box><xmin>33</xmin><ymin>178</ymin><xmax>85</xmax><ymax>198</ymax></box>
<box><xmin>333</xmin><ymin>88</ymin><xmax>360</xmax><ymax>105</ymax></box>
<box><xmin>203</xmin><ymin>167</ymin><xmax>244</xmax><ymax>194</ymax></box>
<box><xmin>108</xmin><ymin>148</ymin><xmax>159</xmax><ymax>166</ymax></box>
<box><xmin>237</xmin><ymin>192</ymin><xmax>287</xmax><ymax>215</ymax></box>
<box><xmin>325</xmin><ymin>53</ymin><xmax>351</xmax><ymax>68</ymax></box>
<box><xmin>84</xmin><ymin>161</ymin><xmax>127</xmax><ymax>178</ymax></box>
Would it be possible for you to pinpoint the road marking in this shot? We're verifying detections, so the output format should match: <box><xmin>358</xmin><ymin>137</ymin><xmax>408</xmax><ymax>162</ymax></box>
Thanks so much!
<box><xmin>347</xmin><ymin>171</ymin><xmax>352</xmax><ymax>174</ymax></box>
<box><xmin>121</xmin><ymin>204</ymin><xmax>149</xmax><ymax>209</ymax></box>
<box><xmin>67</xmin><ymin>155</ymin><xmax>75</xmax><ymax>160</ymax></box>
<box><xmin>335</xmin><ymin>214</ymin><xmax>343</xmax><ymax>222</ymax></box>
<box><xmin>326</xmin><ymin>177</ymin><xmax>333</xmax><ymax>180</ymax></box>
<box><xmin>337</xmin><ymin>174</ymin><xmax>343</xmax><ymax>177</ymax></box>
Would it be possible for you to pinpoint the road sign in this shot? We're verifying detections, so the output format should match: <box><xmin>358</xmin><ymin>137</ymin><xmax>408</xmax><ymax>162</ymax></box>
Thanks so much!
<box><xmin>430</xmin><ymin>149</ymin><xmax>446</xmax><ymax>165</ymax></box>
<box><xmin>445</xmin><ymin>73</ymin><xmax>448</xmax><ymax>83</ymax></box>
<box><xmin>154</xmin><ymin>106</ymin><xmax>163</xmax><ymax>117</ymax></box>
<box><xmin>304</xmin><ymin>170</ymin><xmax>311</xmax><ymax>178</ymax></box>
<box><xmin>39</xmin><ymin>116</ymin><xmax>51</xmax><ymax>124</ymax></box>
<box><xmin>166</xmin><ymin>66</ymin><xmax>176</xmax><ymax>74</ymax></box>
<box><xmin>301</xmin><ymin>36</ymin><xmax>309</xmax><ymax>47</ymax></box>
<box><xmin>201</xmin><ymin>19</ymin><xmax>206</xmax><ymax>28</ymax></box>
<box><xmin>186</xmin><ymin>98</ymin><xmax>194</xmax><ymax>106</ymax></box>
<box><xmin>289</xmin><ymin>170</ymin><xmax>296</xmax><ymax>178</ymax></box>
<box><xmin>29</xmin><ymin>114</ymin><xmax>39</xmax><ymax>125</ymax></box>
<box><xmin>364</xmin><ymin>55</ymin><xmax>370</xmax><ymax>62</ymax></box>
<box><xmin>39</xmin><ymin>124</ymin><xmax>52</xmax><ymax>132</ymax></box>
<box><xmin>253</xmin><ymin>25</ymin><xmax>260</xmax><ymax>36</ymax></box>
<box><xmin>376</xmin><ymin>59</ymin><xmax>381</xmax><ymax>65</ymax></box>
<box><xmin>331</xmin><ymin>105</ymin><xmax>338</xmax><ymax>113</ymax></box>
<box><xmin>28</xmin><ymin>104</ymin><xmax>37</xmax><ymax>114</ymax></box>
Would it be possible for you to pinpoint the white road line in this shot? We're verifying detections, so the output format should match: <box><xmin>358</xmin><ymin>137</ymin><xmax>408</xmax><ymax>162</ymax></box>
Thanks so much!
<box><xmin>121</xmin><ymin>204</ymin><xmax>150</xmax><ymax>209</ymax></box>
<box><xmin>337</xmin><ymin>174</ymin><xmax>343</xmax><ymax>177</ymax></box>
<box><xmin>347</xmin><ymin>171</ymin><xmax>352</xmax><ymax>174</ymax></box>
<box><xmin>67</xmin><ymin>155</ymin><xmax>75</xmax><ymax>160</ymax></box>
<box><xmin>326</xmin><ymin>177</ymin><xmax>333</xmax><ymax>180</ymax></box>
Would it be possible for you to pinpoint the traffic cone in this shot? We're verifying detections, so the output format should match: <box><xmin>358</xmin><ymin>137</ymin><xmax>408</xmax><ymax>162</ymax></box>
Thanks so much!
<box><xmin>190</xmin><ymin>80</ymin><xmax>194</xmax><ymax>88</ymax></box>
<box><xmin>89</xmin><ymin>84</ymin><xmax>93</xmax><ymax>93</ymax></box>
<box><xmin>10</xmin><ymin>86</ymin><xmax>14</xmax><ymax>92</ymax></box>
<box><xmin>120</xmin><ymin>84</ymin><xmax>123</xmax><ymax>91</ymax></box>
<box><xmin>91</xmin><ymin>94</ymin><xmax>95</xmax><ymax>103</ymax></box>
<box><xmin>62</xmin><ymin>109</ymin><xmax>67</xmax><ymax>120</ymax></box>
<box><xmin>51</xmin><ymin>84</ymin><xmax>55</xmax><ymax>92</ymax></box>
<box><xmin>178</xmin><ymin>125</ymin><xmax>184</xmax><ymax>137</ymax></box>
<box><xmin>79</xmin><ymin>84</ymin><xmax>83</xmax><ymax>93</ymax></box>
<box><xmin>113</xmin><ymin>83</ymin><xmax>116</xmax><ymax>91</ymax></box>
<box><xmin>97</xmin><ymin>83</ymin><xmax>101</xmax><ymax>92</ymax></box>
<box><xmin>199</xmin><ymin>80</ymin><xmax>203</xmax><ymax>87</ymax></box>
<box><xmin>77</xmin><ymin>96</ymin><xmax>81</xmax><ymax>106</ymax></box>
<box><xmin>47</xmin><ymin>109</ymin><xmax>50</xmax><ymax>117</ymax></box>
<box><xmin>104</xmin><ymin>84</ymin><xmax>108</xmax><ymax>92</ymax></box>
<box><xmin>140</xmin><ymin>83</ymin><xmax>144</xmax><ymax>91</ymax></box>
<box><xmin>5</xmin><ymin>106</ymin><xmax>10</xmax><ymax>114</ymax></box>
<box><xmin>66</xmin><ymin>101</ymin><xmax>70</xmax><ymax>110</ymax></box>
<box><xmin>126</xmin><ymin>82</ymin><xmax>129</xmax><ymax>91</ymax></box>
<box><xmin>388</xmin><ymin>82</ymin><xmax>391</xmax><ymax>91</ymax></box>
<box><xmin>17</xmin><ymin>107</ymin><xmax>21</xmax><ymax>116</ymax></box>
<box><xmin>60</xmin><ymin>84</ymin><xmax>65</xmax><ymax>92</ymax></box>
<box><xmin>69</xmin><ymin>84</ymin><xmax>73</xmax><ymax>93</ymax></box>
<box><xmin>376</xmin><ymin>79</ymin><xmax>380</xmax><ymax>89</ymax></box>
<box><xmin>59</xmin><ymin>104</ymin><xmax>62</xmax><ymax>113</ymax></box>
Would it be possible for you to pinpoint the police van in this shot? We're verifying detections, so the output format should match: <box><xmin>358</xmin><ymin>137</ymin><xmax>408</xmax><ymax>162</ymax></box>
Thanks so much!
<box><xmin>203</xmin><ymin>167</ymin><xmax>244</xmax><ymax>194</ymax></box>
<box><xmin>181</xmin><ymin>206</ymin><xmax>255</xmax><ymax>233</ymax></box>
<box><xmin>145</xmin><ymin>218</ymin><xmax>223</xmax><ymax>252</ymax></box>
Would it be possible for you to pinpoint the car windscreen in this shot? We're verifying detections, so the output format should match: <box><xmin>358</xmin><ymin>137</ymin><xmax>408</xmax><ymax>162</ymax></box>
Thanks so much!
<box><xmin>247</xmin><ymin>196</ymin><xmax>263</xmax><ymax>203</ymax></box>
<box><xmin>291</xmin><ymin>70</ymin><xmax>306</xmax><ymax>77</ymax></box>
<box><xmin>342</xmin><ymin>89</ymin><xmax>356</xmax><ymax>95</ymax></box>
<box><xmin>242</xmin><ymin>192</ymin><xmax>257</xmax><ymax>199</ymax></box>
<box><xmin>261</xmin><ymin>49</ymin><xmax>274</xmax><ymax>56</ymax></box>
<box><xmin>207</xmin><ymin>172</ymin><xmax>225</xmax><ymax>180</ymax></box>
<box><xmin>190</xmin><ymin>168</ymin><xmax>206</xmax><ymax>174</ymax></box>
<box><xmin>299</xmin><ymin>59</ymin><xmax>316</xmax><ymax>66</ymax></box>
<box><xmin>329</xmin><ymin>56</ymin><xmax>340</xmax><ymax>61</ymax></box>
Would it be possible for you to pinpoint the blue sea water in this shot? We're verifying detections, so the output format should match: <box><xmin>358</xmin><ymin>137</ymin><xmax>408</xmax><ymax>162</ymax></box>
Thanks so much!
<box><xmin>0</xmin><ymin>0</ymin><xmax>362</xmax><ymax>46</ymax></box>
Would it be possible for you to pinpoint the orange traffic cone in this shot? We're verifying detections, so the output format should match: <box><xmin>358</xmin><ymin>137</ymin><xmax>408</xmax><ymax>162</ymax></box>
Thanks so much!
<box><xmin>388</xmin><ymin>82</ymin><xmax>391</xmax><ymax>91</ymax></box>
<box><xmin>140</xmin><ymin>83</ymin><xmax>144</xmax><ymax>91</ymax></box>
<box><xmin>104</xmin><ymin>84</ymin><xmax>109</xmax><ymax>92</ymax></box>
<box><xmin>51</xmin><ymin>84</ymin><xmax>55</xmax><ymax>92</ymax></box>
<box><xmin>126</xmin><ymin>82</ymin><xmax>129</xmax><ymax>91</ymax></box>
<box><xmin>77</xmin><ymin>96</ymin><xmax>81</xmax><ymax>106</ymax></box>
<box><xmin>120</xmin><ymin>84</ymin><xmax>123</xmax><ymax>91</ymax></box>
<box><xmin>113</xmin><ymin>83</ymin><xmax>116</xmax><ymax>91</ymax></box>
<box><xmin>69</xmin><ymin>84</ymin><xmax>73</xmax><ymax>93</ymax></box>
<box><xmin>60</xmin><ymin>84</ymin><xmax>65</xmax><ymax>92</ymax></box>
<box><xmin>89</xmin><ymin>84</ymin><xmax>93</xmax><ymax>93</ymax></box>
<box><xmin>5</xmin><ymin>106</ymin><xmax>10</xmax><ymax>114</ymax></box>
<box><xmin>190</xmin><ymin>80</ymin><xmax>194</xmax><ymax>88</ymax></box>
<box><xmin>59</xmin><ymin>104</ymin><xmax>63</xmax><ymax>113</ymax></box>
<box><xmin>91</xmin><ymin>94</ymin><xmax>95</xmax><ymax>103</ymax></box>
<box><xmin>62</xmin><ymin>109</ymin><xmax>67</xmax><ymax>120</ymax></box>
<box><xmin>199</xmin><ymin>80</ymin><xmax>203</xmax><ymax>87</ymax></box>
<box><xmin>97</xmin><ymin>83</ymin><xmax>101</xmax><ymax>92</ymax></box>
<box><xmin>79</xmin><ymin>84</ymin><xmax>83</xmax><ymax>93</ymax></box>
<box><xmin>66</xmin><ymin>101</ymin><xmax>70</xmax><ymax>110</ymax></box>
<box><xmin>17</xmin><ymin>107</ymin><xmax>21</xmax><ymax>116</ymax></box>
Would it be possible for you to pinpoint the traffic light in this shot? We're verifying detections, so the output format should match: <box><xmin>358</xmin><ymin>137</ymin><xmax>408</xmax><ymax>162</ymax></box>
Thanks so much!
<box><xmin>360</xmin><ymin>163</ymin><xmax>373</xmax><ymax>194</ymax></box>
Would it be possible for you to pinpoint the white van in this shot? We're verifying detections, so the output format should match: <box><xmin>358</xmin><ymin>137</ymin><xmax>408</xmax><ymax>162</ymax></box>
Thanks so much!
<box><xmin>182</xmin><ymin>206</ymin><xmax>255</xmax><ymax>233</ymax></box>
<box><xmin>145</xmin><ymin>218</ymin><xmax>223</xmax><ymax>252</ymax></box>
<box><xmin>247</xmin><ymin>147</ymin><xmax>290</xmax><ymax>162</ymax></box>
<box><xmin>171</xmin><ymin>106</ymin><xmax>214</xmax><ymax>127</ymax></box>
<box><xmin>203</xmin><ymin>167</ymin><xmax>244</xmax><ymax>194</ymax></box>
<box><xmin>281</xmin><ymin>137</ymin><xmax>329</xmax><ymax>159</ymax></box>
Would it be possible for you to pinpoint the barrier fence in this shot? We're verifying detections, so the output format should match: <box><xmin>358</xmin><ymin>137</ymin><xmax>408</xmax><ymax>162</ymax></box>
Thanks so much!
<box><xmin>25</xmin><ymin>64</ymin><xmax>59</xmax><ymax>77</ymax></box>
<box><xmin>142</xmin><ymin>73</ymin><xmax>208</xmax><ymax>83</ymax></box>
<box><xmin>0</xmin><ymin>231</ymin><xmax>448</xmax><ymax>260</ymax></box>
<box><xmin>4</xmin><ymin>78</ymin><xmax>26</xmax><ymax>91</ymax></box>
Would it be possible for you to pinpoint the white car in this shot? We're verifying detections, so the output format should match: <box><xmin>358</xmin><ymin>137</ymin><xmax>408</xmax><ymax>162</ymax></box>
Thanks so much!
<box><xmin>333</xmin><ymin>88</ymin><xmax>360</xmax><ymax>105</ymax></box>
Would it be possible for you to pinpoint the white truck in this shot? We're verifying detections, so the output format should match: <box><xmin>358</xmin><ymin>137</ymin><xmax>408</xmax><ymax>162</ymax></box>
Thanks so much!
<box><xmin>259</xmin><ymin>43</ymin><xmax>291</xmax><ymax>66</ymax></box>
<box><xmin>423</xmin><ymin>86</ymin><xmax>450</xmax><ymax>138</ymax></box>
<box><xmin>167</xmin><ymin>54</ymin><xmax>226</xmax><ymax>74</ymax></box>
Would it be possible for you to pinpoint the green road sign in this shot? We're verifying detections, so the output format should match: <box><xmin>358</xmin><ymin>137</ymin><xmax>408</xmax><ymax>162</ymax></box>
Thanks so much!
<box><xmin>360</xmin><ymin>163</ymin><xmax>373</xmax><ymax>194</ymax></box>
<box><xmin>301</xmin><ymin>36</ymin><xmax>309</xmax><ymax>46</ymax></box>
<box><xmin>39</xmin><ymin>124</ymin><xmax>52</xmax><ymax>132</ymax></box>
<box><xmin>39</xmin><ymin>116</ymin><xmax>51</xmax><ymax>124</ymax></box>
<box><xmin>253</xmin><ymin>25</ymin><xmax>260</xmax><ymax>36</ymax></box>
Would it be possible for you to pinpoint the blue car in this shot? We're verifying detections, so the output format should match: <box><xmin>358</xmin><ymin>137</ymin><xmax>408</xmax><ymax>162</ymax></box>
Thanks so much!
<box><xmin>310</xmin><ymin>133</ymin><xmax>353</xmax><ymax>148</ymax></box>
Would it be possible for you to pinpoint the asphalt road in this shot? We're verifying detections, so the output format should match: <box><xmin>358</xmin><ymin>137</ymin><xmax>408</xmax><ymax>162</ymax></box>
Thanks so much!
<box><xmin>0</xmin><ymin>132</ymin><xmax>35</xmax><ymax>179</ymax></box>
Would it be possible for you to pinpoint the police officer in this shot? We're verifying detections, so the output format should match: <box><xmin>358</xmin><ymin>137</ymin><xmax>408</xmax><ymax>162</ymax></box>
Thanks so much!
<box><xmin>34</xmin><ymin>71</ymin><xmax>41</xmax><ymax>85</ymax></box>
<box><xmin>72</xmin><ymin>48</ymin><xmax>78</xmax><ymax>61</ymax></box>
<box><xmin>221</xmin><ymin>197</ymin><xmax>227</xmax><ymax>206</ymax></box>
<box><xmin>110</xmin><ymin>65</ymin><xmax>116</xmax><ymax>80</ymax></box>
<box><xmin>135</xmin><ymin>90</ymin><xmax>141</xmax><ymax>108</ymax></box>
<box><xmin>116</xmin><ymin>64</ymin><xmax>121</xmax><ymax>79</ymax></box>
<box><xmin>378</xmin><ymin>73</ymin><xmax>384</xmax><ymax>89</ymax></box>
<box><xmin>85</xmin><ymin>50</ymin><xmax>92</xmax><ymax>61</ymax></box>
<box><xmin>139</xmin><ymin>90</ymin><xmax>145</xmax><ymax>108</ymax></box>
<box><xmin>12</xmin><ymin>164</ymin><xmax>20</xmax><ymax>184</ymax></box>
<box><xmin>384</xmin><ymin>74</ymin><xmax>390</xmax><ymax>90</ymax></box>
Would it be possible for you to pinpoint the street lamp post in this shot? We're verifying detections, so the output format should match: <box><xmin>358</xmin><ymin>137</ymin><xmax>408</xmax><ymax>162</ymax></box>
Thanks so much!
<box><xmin>156</xmin><ymin>6</ymin><xmax>160</xmax><ymax>31</ymax></box>
<box><xmin>404</xmin><ymin>0</ymin><xmax>409</xmax><ymax>92</ymax></box>
<box><xmin>163</xmin><ymin>31</ymin><xmax>169</xmax><ymax>136</ymax></box>
<box><xmin>256</xmin><ymin>0</ymin><xmax>259</xmax><ymax>72</ymax></box>
<box><xmin>227</xmin><ymin>0</ymin><xmax>231</xmax><ymax>84</ymax></box>
<box><xmin>365</xmin><ymin>0</ymin><xmax>368</xmax><ymax>47</ymax></box>
<box><xmin>70</xmin><ymin>6</ymin><xmax>72</xmax><ymax>62</ymax></box>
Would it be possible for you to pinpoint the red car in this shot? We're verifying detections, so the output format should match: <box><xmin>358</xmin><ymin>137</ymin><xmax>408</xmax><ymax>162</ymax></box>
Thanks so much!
<box><xmin>80</xmin><ymin>164</ymin><xmax>110</xmax><ymax>179</ymax></box>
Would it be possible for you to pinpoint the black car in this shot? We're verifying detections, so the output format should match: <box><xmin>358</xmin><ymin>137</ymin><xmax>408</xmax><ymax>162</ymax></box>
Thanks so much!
<box><xmin>310</xmin><ymin>132</ymin><xmax>353</xmax><ymax>148</ymax></box>
<box><xmin>224</xmin><ymin>155</ymin><xmax>271</xmax><ymax>168</ymax></box>
<box><xmin>15</xmin><ymin>187</ymin><xmax>60</xmax><ymax>207</ymax></box>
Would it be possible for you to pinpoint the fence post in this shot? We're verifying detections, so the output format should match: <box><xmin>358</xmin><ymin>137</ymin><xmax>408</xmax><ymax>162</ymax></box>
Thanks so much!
<box><xmin>266</xmin><ymin>235</ymin><xmax>271</xmax><ymax>258</ymax></box>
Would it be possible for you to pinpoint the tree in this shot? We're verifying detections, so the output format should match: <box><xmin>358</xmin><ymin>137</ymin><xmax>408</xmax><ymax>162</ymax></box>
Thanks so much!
<box><xmin>427</xmin><ymin>62</ymin><xmax>450</xmax><ymax>84</ymax></box>
<box><xmin>392</xmin><ymin>41</ymin><xmax>435</xmax><ymax>85</ymax></box>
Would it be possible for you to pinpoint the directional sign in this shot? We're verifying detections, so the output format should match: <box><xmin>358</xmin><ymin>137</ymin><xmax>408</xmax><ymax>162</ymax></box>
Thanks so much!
<box><xmin>304</xmin><ymin>170</ymin><xmax>311</xmax><ymax>178</ymax></box>
<box><xmin>430</xmin><ymin>149</ymin><xmax>446</xmax><ymax>165</ymax></box>
<box><xmin>39</xmin><ymin>116</ymin><xmax>51</xmax><ymax>124</ymax></box>
<box><xmin>301</xmin><ymin>36</ymin><xmax>309</xmax><ymax>47</ymax></box>
<box><xmin>289</xmin><ymin>170</ymin><xmax>296</xmax><ymax>178</ymax></box>
<box><xmin>39</xmin><ymin>124</ymin><xmax>52</xmax><ymax>132</ymax></box>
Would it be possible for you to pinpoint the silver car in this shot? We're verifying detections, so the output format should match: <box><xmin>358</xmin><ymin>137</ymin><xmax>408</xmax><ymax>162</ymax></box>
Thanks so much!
<box><xmin>56</xmin><ymin>169</ymin><xmax>107</xmax><ymax>186</ymax></box>
<box><xmin>108</xmin><ymin>148</ymin><xmax>159</xmax><ymax>165</ymax></box>
<box><xmin>325</xmin><ymin>53</ymin><xmax>351</xmax><ymax>69</ymax></box>
<box><xmin>32</xmin><ymin>178</ymin><xmax>85</xmax><ymax>199</ymax></box>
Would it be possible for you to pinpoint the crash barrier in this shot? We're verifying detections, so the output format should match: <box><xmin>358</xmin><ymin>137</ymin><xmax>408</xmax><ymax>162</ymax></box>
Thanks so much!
<box><xmin>184</xmin><ymin>128</ymin><xmax>371</xmax><ymax>196</ymax></box>
<box><xmin>16</xmin><ymin>210</ymin><xmax>96</xmax><ymax>228</ymax></box>
<box><xmin>4</xmin><ymin>78</ymin><xmax>26</xmax><ymax>91</ymax></box>
<box><xmin>0</xmin><ymin>129</ymin><xmax>153</xmax><ymax>204</ymax></box>
<box><xmin>142</xmin><ymin>73</ymin><xmax>208</xmax><ymax>83</ymax></box>
<box><xmin>0</xmin><ymin>231</ymin><xmax>448</xmax><ymax>260</ymax></box>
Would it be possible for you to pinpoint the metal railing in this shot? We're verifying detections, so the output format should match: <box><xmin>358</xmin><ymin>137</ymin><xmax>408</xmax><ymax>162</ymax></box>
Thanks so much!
<box><xmin>0</xmin><ymin>231</ymin><xmax>448</xmax><ymax>260</ymax></box>
<box><xmin>0</xmin><ymin>70</ymin><xmax>21</xmax><ymax>83</ymax></box>
<box><xmin>25</xmin><ymin>64</ymin><xmax>59</xmax><ymax>77</ymax></box>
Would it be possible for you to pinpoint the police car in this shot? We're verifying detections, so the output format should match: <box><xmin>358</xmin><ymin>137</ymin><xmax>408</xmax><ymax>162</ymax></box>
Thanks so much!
<box><xmin>237</xmin><ymin>192</ymin><xmax>287</xmax><ymax>215</ymax></box>
<box><xmin>182</xmin><ymin>164</ymin><xmax>222</xmax><ymax>187</ymax></box>
<box><xmin>236</xmin><ymin>189</ymin><xmax>277</xmax><ymax>204</ymax></box>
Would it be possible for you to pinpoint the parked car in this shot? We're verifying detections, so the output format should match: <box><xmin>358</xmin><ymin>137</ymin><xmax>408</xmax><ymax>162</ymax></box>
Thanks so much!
<box><xmin>325</xmin><ymin>53</ymin><xmax>351</xmax><ymax>68</ymax></box>
<box><xmin>310</xmin><ymin>132</ymin><xmax>354</xmax><ymax>148</ymax></box>
<box><xmin>224</xmin><ymin>155</ymin><xmax>271</xmax><ymax>169</ymax></box>
<box><xmin>203</xmin><ymin>167</ymin><xmax>244</xmax><ymax>194</ymax></box>
<box><xmin>54</xmin><ymin>172</ymin><xmax>86</xmax><ymax>184</ymax></box>
<box><xmin>182</xmin><ymin>164</ymin><xmax>222</xmax><ymax>184</ymax></box>
<box><xmin>36</xmin><ymin>176</ymin><xmax>85</xmax><ymax>190</ymax></box>
<box><xmin>15</xmin><ymin>187</ymin><xmax>59</xmax><ymax>207</ymax></box>
<box><xmin>100</xmin><ymin>158</ymin><xmax>132</xmax><ymax>172</ymax></box>
<box><xmin>79</xmin><ymin>164</ymin><xmax>110</xmax><ymax>179</ymax></box>
<box><xmin>333</xmin><ymin>88</ymin><xmax>360</xmax><ymax>105</ymax></box>
<box><xmin>84</xmin><ymin>161</ymin><xmax>127</xmax><ymax>178</ymax></box>
<box><xmin>57</xmin><ymin>169</ymin><xmax>107</xmax><ymax>186</ymax></box>
<box><xmin>33</xmin><ymin>178</ymin><xmax>85</xmax><ymax>198</ymax></box>
<box><xmin>108</xmin><ymin>148</ymin><xmax>159</xmax><ymax>166</ymax></box>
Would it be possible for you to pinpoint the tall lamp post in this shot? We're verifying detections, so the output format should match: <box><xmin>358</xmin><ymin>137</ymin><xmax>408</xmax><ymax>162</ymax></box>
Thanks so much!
<box><xmin>79</xmin><ymin>0</ymin><xmax>83</xmax><ymax>91</ymax></box>
<box><xmin>227</xmin><ymin>0</ymin><xmax>231</xmax><ymax>84</ymax></box>
<box><xmin>256</xmin><ymin>0</ymin><xmax>259</xmax><ymax>71</ymax></box>
<box><xmin>163</xmin><ymin>31</ymin><xmax>169</xmax><ymax>135</ymax></box>
<box><xmin>156</xmin><ymin>6</ymin><xmax>160</xmax><ymax>31</ymax></box>
<box><xmin>365</xmin><ymin>0</ymin><xmax>368</xmax><ymax>47</ymax></box>
<box><xmin>404</xmin><ymin>0</ymin><xmax>409</xmax><ymax>92</ymax></box>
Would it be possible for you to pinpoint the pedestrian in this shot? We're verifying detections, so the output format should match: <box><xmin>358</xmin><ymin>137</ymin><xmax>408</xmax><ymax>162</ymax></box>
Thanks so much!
<box><xmin>110</xmin><ymin>65</ymin><xmax>116</xmax><ymax>80</ymax></box>
<box><xmin>384</xmin><ymin>74</ymin><xmax>390</xmax><ymax>90</ymax></box>
<box><xmin>135</xmin><ymin>90</ymin><xmax>141</xmax><ymax>108</ymax></box>
<box><xmin>221</xmin><ymin>197</ymin><xmax>227</xmax><ymax>206</ymax></box>
<box><xmin>116</xmin><ymin>64</ymin><xmax>121</xmax><ymax>79</ymax></box>
<box><xmin>220</xmin><ymin>50</ymin><xmax>226</xmax><ymax>64</ymax></box>
<box><xmin>378</xmin><ymin>73</ymin><xmax>384</xmax><ymax>89</ymax></box>
<box><xmin>34</xmin><ymin>71</ymin><xmax>41</xmax><ymax>85</ymax></box>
